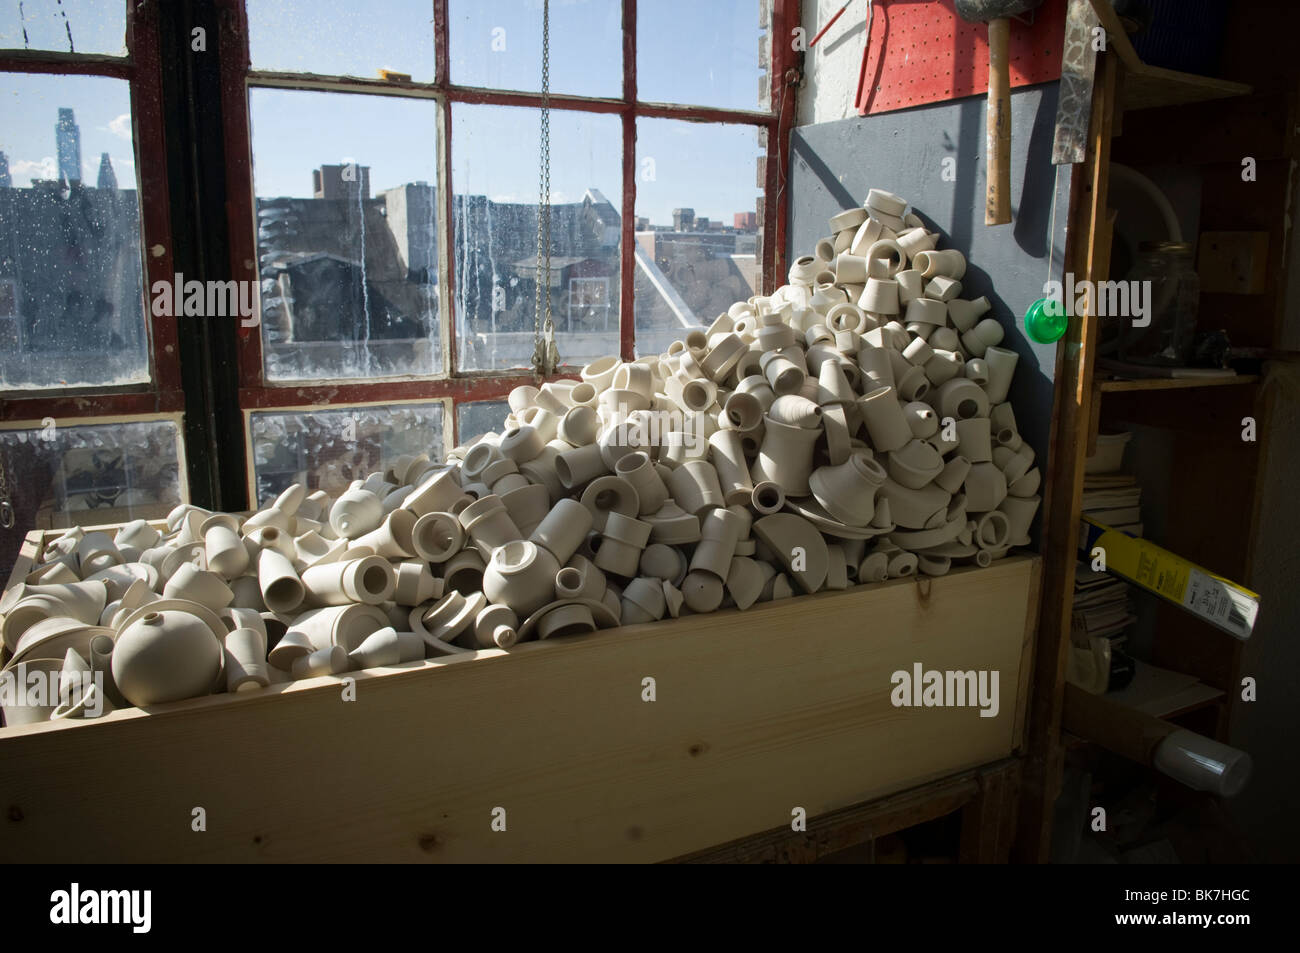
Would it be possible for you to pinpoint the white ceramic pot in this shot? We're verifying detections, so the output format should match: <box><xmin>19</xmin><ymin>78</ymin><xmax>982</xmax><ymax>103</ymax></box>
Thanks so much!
<box><xmin>349</xmin><ymin>509</ymin><xmax>417</xmax><ymax>560</ymax></box>
<box><xmin>458</xmin><ymin>494</ymin><xmax>523</xmax><ymax>559</ymax></box>
<box><xmin>257</xmin><ymin>548</ymin><xmax>305</xmax><ymax>614</ymax></box>
<box><xmin>224</xmin><ymin>627</ymin><xmax>271</xmax><ymax>693</ymax></box>
<box><xmin>1</xmin><ymin>658</ymin><xmax>65</xmax><ymax>725</ymax></box>
<box><xmin>955</xmin><ymin>418</ymin><xmax>993</xmax><ymax>463</ymax></box>
<box><xmin>470</xmin><ymin>603</ymin><xmax>518</xmax><ymax>649</ymax></box>
<box><xmin>809</xmin><ymin>452</ymin><xmax>887</xmax><ymax>526</ymax></box>
<box><xmin>943</xmin><ymin>296</ymin><xmax>986</xmax><ymax>332</ymax></box>
<box><xmin>593</xmin><ymin>511</ymin><xmax>653</xmax><ymax>578</ymax></box>
<box><xmin>483</xmin><ymin>541</ymin><xmax>561</xmax><ymax>618</ymax></box>
<box><xmin>349</xmin><ymin>626</ymin><xmax>426</xmax><ymax>668</ymax></box>
<box><xmin>682</xmin><ymin>510</ymin><xmax>740</xmax><ymax>583</ymax></box>
<box><xmin>983</xmin><ymin>345</ymin><xmax>1019</xmax><ymax>404</ymax></box>
<box><xmin>329</xmin><ymin>487</ymin><xmax>384</xmax><ymax>540</ymax></box>
<box><xmin>163</xmin><ymin>564</ymin><xmax>234</xmax><ymax>612</ymax></box>
<box><xmin>410</xmin><ymin>511</ymin><xmax>464</xmax><ymax>564</ymax></box>
<box><xmin>113</xmin><ymin>608</ymin><xmax>223</xmax><ymax>707</ymax></box>
<box><xmin>300</xmin><ymin>556</ymin><xmax>395</xmax><ymax>606</ymax></box>
<box><xmin>960</xmin><ymin>317</ymin><xmax>1006</xmax><ymax>358</ymax></box>
<box><xmin>291</xmin><ymin>645</ymin><xmax>349</xmax><ymax>680</ymax></box>
<box><xmin>858</xmin><ymin>385</ymin><xmax>912</xmax><ymax>452</ymax></box>
<box><xmin>620</xmin><ymin>577</ymin><xmax>668</xmax><ymax>625</ymax></box>
<box><xmin>667</xmin><ymin>460</ymin><xmax>726</xmax><ymax>516</ymax></box>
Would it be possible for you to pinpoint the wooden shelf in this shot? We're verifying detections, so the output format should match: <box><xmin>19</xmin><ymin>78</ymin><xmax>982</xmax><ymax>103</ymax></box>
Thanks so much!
<box><xmin>1106</xmin><ymin>661</ymin><xmax>1225</xmax><ymax>720</ymax></box>
<box><xmin>1094</xmin><ymin>374</ymin><xmax>1259</xmax><ymax>394</ymax></box>
<box><xmin>1089</xmin><ymin>0</ymin><xmax>1252</xmax><ymax>112</ymax></box>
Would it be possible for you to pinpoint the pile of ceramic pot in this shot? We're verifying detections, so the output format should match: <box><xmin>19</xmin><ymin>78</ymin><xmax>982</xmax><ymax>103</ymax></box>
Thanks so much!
<box><xmin>0</xmin><ymin>188</ymin><xmax>1040</xmax><ymax>726</ymax></box>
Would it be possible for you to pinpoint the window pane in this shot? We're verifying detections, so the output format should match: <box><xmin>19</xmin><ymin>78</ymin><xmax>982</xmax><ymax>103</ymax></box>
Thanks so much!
<box><xmin>0</xmin><ymin>0</ymin><xmax>126</xmax><ymax>56</ymax></box>
<box><xmin>249</xmin><ymin>402</ymin><xmax>445</xmax><ymax>508</ymax></box>
<box><xmin>638</xmin><ymin>0</ymin><xmax>768</xmax><ymax>111</ymax></box>
<box><xmin>0</xmin><ymin>419</ymin><xmax>184</xmax><ymax>579</ymax></box>
<box><xmin>634</xmin><ymin>118</ymin><xmax>762</xmax><ymax>356</ymax></box>
<box><xmin>450</xmin><ymin>0</ymin><xmax>620</xmax><ymax>98</ymax></box>
<box><xmin>0</xmin><ymin>73</ymin><xmax>150</xmax><ymax>389</ymax></box>
<box><xmin>456</xmin><ymin>399</ymin><xmax>508</xmax><ymax>447</ymax></box>
<box><xmin>247</xmin><ymin>0</ymin><xmax>436</xmax><ymax>81</ymax></box>
<box><xmin>249</xmin><ymin>88</ymin><xmax>443</xmax><ymax>382</ymax></box>
<box><xmin>452</xmin><ymin>104</ymin><xmax>620</xmax><ymax>371</ymax></box>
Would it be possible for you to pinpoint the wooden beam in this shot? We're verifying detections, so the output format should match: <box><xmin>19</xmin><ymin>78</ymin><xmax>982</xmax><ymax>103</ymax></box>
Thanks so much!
<box><xmin>1014</xmin><ymin>50</ymin><xmax>1118</xmax><ymax>863</ymax></box>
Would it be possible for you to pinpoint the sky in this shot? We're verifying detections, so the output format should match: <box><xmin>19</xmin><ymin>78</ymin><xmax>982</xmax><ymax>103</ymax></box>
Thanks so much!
<box><xmin>0</xmin><ymin>0</ymin><xmax>765</xmax><ymax>227</ymax></box>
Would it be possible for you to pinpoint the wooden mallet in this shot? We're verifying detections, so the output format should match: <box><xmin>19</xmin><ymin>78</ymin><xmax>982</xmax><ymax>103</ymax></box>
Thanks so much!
<box><xmin>954</xmin><ymin>0</ymin><xmax>1043</xmax><ymax>225</ymax></box>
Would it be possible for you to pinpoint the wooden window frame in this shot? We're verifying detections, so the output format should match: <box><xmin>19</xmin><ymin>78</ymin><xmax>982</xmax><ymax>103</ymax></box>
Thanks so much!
<box><xmin>216</xmin><ymin>0</ymin><xmax>800</xmax><ymax>451</ymax></box>
<box><xmin>0</xmin><ymin>2</ymin><xmax>182</xmax><ymax>423</ymax></box>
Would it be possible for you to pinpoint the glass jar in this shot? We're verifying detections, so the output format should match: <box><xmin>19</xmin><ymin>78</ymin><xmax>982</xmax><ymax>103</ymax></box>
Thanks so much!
<box><xmin>1118</xmin><ymin>241</ymin><xmax>1200</xmax><ymax>366</ymax></box>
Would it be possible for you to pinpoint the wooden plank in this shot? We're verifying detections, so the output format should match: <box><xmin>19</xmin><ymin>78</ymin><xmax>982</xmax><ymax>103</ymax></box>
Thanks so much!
<box><xmin>1095</xmin><ymin>374</ymin><xmax>1258</xmax><ymax>393</ymax></box>
<box><xmin>0</xmin><ymin>556</ymin><xmax>1038</xmax><ymax>863</ymax></box>
<box><xmin>959</xmin><ymin>760</ymin><xmax>1021</xmax><ymax>863</ymax></box>
<box><xmin>675</xmin><ymin>759</ymin><xmax>1021</xmax><ymax>864</ymax></box>
<box><xmin>1015</xmin><ymin>50</ymin><xmax>1117</xmax><ymax>863</ymax></box>
<box><xmin>1063</xmin><ymin>683</ymin><xmax>1178</xmax><ymax>764</ymax></box>
<box><xmin>1120</xmin><ymin>67</ymin><xmax>1252</xmax><ymax>113</ymax></box>
<box><xmin>1086</xmin><ymin>0</ymin><xmax>1251</xmax><ymax>113</ymax></box>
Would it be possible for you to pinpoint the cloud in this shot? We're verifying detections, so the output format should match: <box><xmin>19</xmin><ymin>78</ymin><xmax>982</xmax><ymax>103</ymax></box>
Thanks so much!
<box><xmin>10</xmin><ymin>156</ymin><xmax>56</xmax><ymax>184</ymax></box>
<box><xmin>108</xmin><ymin>114</ymin><xmax>133</xmax><ymax>140</ymax></box>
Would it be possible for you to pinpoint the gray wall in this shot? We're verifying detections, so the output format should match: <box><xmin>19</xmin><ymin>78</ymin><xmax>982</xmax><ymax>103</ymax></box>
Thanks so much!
<box><xmin>787</xmin><ymin>82</ymin><xmax>1073</xmax><ymax>543</ymax></box>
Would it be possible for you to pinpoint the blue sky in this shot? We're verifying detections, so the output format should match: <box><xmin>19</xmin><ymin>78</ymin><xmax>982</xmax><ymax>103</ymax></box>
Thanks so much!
<box><xmin>2</xmin><ymin>0</ymin><xmax>765</xmax><ymax>225</ymax></box>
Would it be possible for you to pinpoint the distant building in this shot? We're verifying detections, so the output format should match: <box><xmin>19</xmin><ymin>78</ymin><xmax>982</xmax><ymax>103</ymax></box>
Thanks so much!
<box><xmin>0</xmin><ymin>152</ymin><xmax>10</xmax><ymax>189</ymax></box>
<box><xmin>97</xmin><ymin>153</ymin><xmax>117</xmax><ymax>191</ymax></box>
<box><xmin>56</xmin><ymin>108</ymin><xmax>81</xmax><ymax>186</ymax></box>
<box><xmin>734</xmin><ymin>211</ymin><xmax>757</xmax><ymax>230</ymax></box>
<box><xmin>312</xmin><ymin>163</ymin><xmax>370</xmax><ymax>201</ymax></box>
<box><xmin>672</xmin><ymin>207</ymin><xmax>695</xmax><ymax>232</ymax></box>
<box><xmin>381</xmin><ymin>182</ymin><xmax>437</xmax><ymax>281</ymax></box>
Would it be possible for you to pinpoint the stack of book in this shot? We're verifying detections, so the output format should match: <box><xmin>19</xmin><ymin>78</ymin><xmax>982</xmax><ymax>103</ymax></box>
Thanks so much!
<box><xmin>1080</xmin><ymin>472</ymin><xmax>1142</xmax><ymax>536</ymax></box>
<box><xmin>1072</xmin><ymin>561</ymin><xmax>1137</xmax><ymax>649</ymax></box>
<box><xmin>1068</xmin><ymin>437</ymin><xmax>1142</xmax><ymax>692</ymax></box>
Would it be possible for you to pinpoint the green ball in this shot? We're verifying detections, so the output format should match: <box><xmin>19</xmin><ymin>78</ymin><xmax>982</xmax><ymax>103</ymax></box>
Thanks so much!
<box><xmin>1024</xmin><ymin>297</ymin><xmax>1068</xmax><ymax>344</ymax></box>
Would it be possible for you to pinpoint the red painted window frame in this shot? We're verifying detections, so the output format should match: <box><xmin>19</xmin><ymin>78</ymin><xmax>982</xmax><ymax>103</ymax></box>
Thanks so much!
<box><xmin>0</xmin><ymin>2</ymin><xmax>182</xmax><ymax>423</ymax></box>
<box><xmin>217</xmin><ymin>0</ymin><xmax>799</xmax><ymax>446</ymax></box>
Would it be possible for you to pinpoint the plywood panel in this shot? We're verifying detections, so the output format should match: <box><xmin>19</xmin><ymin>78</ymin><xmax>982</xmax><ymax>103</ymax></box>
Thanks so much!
<box><xmin>0</xmin><ymin>556</ymin><xmax>1039</xmax><ymax>863</ymax></box>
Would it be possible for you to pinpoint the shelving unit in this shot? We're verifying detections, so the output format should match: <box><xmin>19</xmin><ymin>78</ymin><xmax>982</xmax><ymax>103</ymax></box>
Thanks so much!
<box><xmin>1017</xmin><ymin>5</ymin><xmax>1286</xmax><ymax>862</ymax></box>
<box><xmin>1088</xmin><ymin>0</ymin><xmax>1252</xmax><ymax>112</ymax></box>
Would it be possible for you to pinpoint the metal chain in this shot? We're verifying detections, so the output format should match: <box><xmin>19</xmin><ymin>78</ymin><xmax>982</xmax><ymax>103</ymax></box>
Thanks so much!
<box><xmin>531</xmin><ymin>0</ymin><xmax>559</xmax><ymax>377</ymax></box>
<box><xmin>0</xmin><ymin>446</ymin><xmax>14</xmax><ymax>529</ymax></box>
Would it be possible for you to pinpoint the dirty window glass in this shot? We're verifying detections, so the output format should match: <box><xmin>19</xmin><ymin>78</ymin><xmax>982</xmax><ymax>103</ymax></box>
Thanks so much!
<box><xmin>449</xmin><ymin>0</ymin><xmax>620</xmax><ymax>97</ymax></box>
<box><xmin>249</xmin><ymin>402</ymin><xmax>445</xmax><ymax>507</ymax></box>
<box><xmin>0</xmin><ymin>419</ymin><xmax>183</xmax><ymax>579</ymax></box>
<box><xmin>452</xmin><ymin>103</ymin><xmax>620</xmax><ymax>372</ymax></box>
<box><xmin>247</xmin><ymin>0</ymin><xmax>437</xmax><ymax>81</ymax></box>
<box><xmin>0</xmin><ymin>0</ymin><xmax>127</xmax><ymax>56</ymax></box>
<box><xmin>633</xmin><ymin>117</ymin><xmax>762</xmax><ymax>356</ymax></box>
<box><xmin>455</xmin><ymin>399</ymin><xmax>508</xmax><ymax>446</ymax></box>
<box><xmin>249</xmin><ymin>88</ymin><xmax>443</xmax><ymax>382</ymax></box>
<box><xmin>638</xmin><ymin>0</ymin><xmax>769</xmax><ymax>111</ymax></box>
<box><xmin>0</xmin><ymin>73</ymin><xmax>150</xmax><ymax>389</ymax></box>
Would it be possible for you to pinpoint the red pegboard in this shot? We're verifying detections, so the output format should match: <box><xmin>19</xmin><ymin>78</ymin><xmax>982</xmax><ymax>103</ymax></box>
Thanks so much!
<box><xmin>856</xmin><ymin>0</ymin><xmax>1067</xmax><ymax>116</ymax></box>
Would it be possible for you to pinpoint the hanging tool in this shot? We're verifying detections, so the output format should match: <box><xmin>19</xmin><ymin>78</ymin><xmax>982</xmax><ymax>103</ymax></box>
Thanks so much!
<box><xmin>809</xmin><ymin>0</ymin><xmax>854</xmax><ymax>48</ymax></box>
<box><xmin>953</xmin><ymin>0</ymin><xmax>1045</xmax><ymax>225</ymax></box>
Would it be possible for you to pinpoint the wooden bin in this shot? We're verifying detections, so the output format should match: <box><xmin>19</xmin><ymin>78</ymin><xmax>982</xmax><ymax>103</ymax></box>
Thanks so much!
<box><xmin>0</xmin><ymin>525</ymin><xmax>1039</xmax><ymax>863</ymax></box>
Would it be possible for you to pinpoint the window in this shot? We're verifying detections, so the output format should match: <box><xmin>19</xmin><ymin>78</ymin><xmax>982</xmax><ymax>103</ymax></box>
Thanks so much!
<box><xmin>247</xmin><ymin>402</ymin><xmax>445</xmax><ymax>507</ymax></box>
<box><xmin>0</xmin><ymin>2</ymin><xmax>183</xmax><ymax>578</ymax></box>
